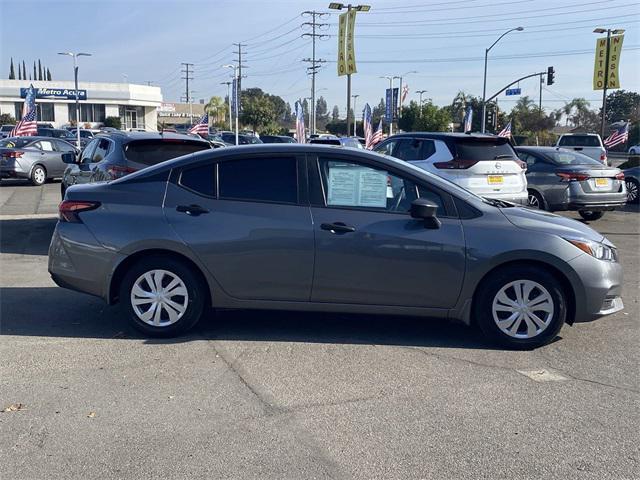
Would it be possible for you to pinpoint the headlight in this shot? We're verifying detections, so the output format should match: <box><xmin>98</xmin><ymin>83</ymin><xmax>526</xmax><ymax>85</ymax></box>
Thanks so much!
<box><xmin>565</xmin><ymin>238</ymin><xmax>617</xmax><ymax>261</ymax></box>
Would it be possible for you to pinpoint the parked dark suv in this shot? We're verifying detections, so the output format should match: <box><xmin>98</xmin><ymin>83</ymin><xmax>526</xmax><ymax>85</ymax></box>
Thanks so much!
<box><xmin>61</xmin><ymin>132</ymin><xmax>212</xmax><ymax>198</ymax></box>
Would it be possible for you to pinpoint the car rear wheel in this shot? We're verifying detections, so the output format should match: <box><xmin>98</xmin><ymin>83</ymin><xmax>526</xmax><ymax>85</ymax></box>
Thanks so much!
<box><xmin>30</xmin><ymin>165</ymin><xmax>47</xmax><ymax>186</ymax></box>
<box><xmin>527</xmin><ymin>190</ymin><xmax>545</xmax><ymax>210</ymax></box>
<box><xmin>625</xmin><ymin>177</ymin><xmax>639</xmax><ymax>204</ymax></box>
<box><xmin>474</xmin><ymin>265</ymin><xmax>566</xmax><ymax>349</ymax></box>
<box><xmin>119</xmin><ymin>256</ymin><xmax>206</xmax><ymax>337</ymax></box>
<box><xmin>578</xmin><ymin>210</ymin><xmax>604</xmax><ymax>221</ymax></box>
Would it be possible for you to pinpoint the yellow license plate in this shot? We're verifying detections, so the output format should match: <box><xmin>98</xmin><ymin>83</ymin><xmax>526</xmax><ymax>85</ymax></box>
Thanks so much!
<box><xmin>595</xmin><ymin>178</ymin><xmax>609</xmax><ymax>187</ymax></box>
<box><xmin>487</xmin><ymin>175</ymin><xmax>504</xmax><ymax>185</ymax></box>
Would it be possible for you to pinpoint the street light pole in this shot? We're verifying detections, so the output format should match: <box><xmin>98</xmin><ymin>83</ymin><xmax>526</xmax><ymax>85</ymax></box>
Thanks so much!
<box><xmin>594</xmin><ymin>28</ymin><xmax>625</xmax><ymax>138</ymax></box>
<box><xmin>351</xmin><ymin>94</ymin><xmax>359</xmax><ymax>136</ymax></box>
<box><xmin>481</xmin><ymin>26</ymin><xmax>523</xmax><ymax>133</ymax></box>
<box><xmin>416</xmin><ymin>90</ymin><xmax>427</xmax><ymax>116</ymax></box>
<box><xmin>223</xmin><ymin>64</ymin><xmax>239</xmax><ymax>145</ymax></box>
<box><xmin>220</xmin><ymin>81</ymin><xmax>232</xmax><ymax>131</ymax></box>
<box><xmin>397</xmin><ymin>70</ymin><xmax>417</xmax><ymax>119</ymax></box>
<box><xmin>58</xmin><ymin>52</ymin><xmax>91</xmax><ymax>147</ymax></box>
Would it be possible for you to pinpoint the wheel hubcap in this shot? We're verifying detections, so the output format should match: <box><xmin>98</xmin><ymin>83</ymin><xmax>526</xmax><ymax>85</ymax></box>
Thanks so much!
<box><xmin>34</xmin><ymin>168</ymin><xmax>45</xmax><ymax>183</ymax></box>
<box><xmin>528</xmin><ymin>194</ymin><xmax>540</xmax><ymax>208</ymax></box>
<box><xmin>626</xmin><ymin>180</ymin><xmax>638</xmax><ymax>202</ymax></box>
<box><xmin>492</xmin><ymin>280</ymin><xmax>554</xmax><ymax>339</ymax></box>
<box><xmin>130</xmin><ymin>269</ymin><xmax>189</xmax><ymax>327</ymax></box>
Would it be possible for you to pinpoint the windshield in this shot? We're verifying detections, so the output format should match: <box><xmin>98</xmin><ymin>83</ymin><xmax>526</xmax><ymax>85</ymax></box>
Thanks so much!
<box><xmin>0</xmin><ymin>138</ymin><xmax>32</xmax><ymax>148</ymax></box>
<box><xmin>545</xmin><ymin>149</ymin><xmax>602</xmax><ymax>165</ymax></box>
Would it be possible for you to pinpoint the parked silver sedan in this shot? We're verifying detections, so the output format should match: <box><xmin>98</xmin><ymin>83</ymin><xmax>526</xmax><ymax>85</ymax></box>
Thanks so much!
<box><xmin>516</xmin><ymin>146</ymin><xmax>627</xmax><ymax>221</ymax></box>
<box><xmin>0</xmin><ymin>136</ymin><xmax>77</xmax><ymax>185</ymax></box>
<box><xmin>49</xmin><ymin>145</ymin><xmax>624</xmax><ymax>349</ymax></box>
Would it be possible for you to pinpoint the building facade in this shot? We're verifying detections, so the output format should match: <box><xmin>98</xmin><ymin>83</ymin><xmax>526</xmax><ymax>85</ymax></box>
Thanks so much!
<box><xmin>0</xmin><ymin>80</ymin><xmax>162</xmax><ymax>130</ymax></box>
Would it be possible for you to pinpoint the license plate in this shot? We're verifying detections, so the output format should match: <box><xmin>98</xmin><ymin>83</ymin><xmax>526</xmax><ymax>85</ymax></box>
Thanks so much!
<box><xmin>487</xmin><ymin>175</ymin><xmax>504</xmax><ymax>185</ymax></box>
<box><xmin>595</xmin><ymin>178</ymin><xmax>610</xmax><ymax>188</ymax></box>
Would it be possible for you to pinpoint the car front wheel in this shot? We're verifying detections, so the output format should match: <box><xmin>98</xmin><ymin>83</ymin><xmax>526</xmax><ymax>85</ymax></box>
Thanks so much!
<box><xmin>474</xmin><ymin>265</ymin><xmax>567</xmax><ymax>349</ymax></box>
<box><xmin>579</xmin><ymin>210</ymin><xmax>604</xmax><ymax>221</ymax></box>
<box><xmin>119</xmin><ymin>256</ymin><xmax>206</xmax><ymax>337</ymax></box>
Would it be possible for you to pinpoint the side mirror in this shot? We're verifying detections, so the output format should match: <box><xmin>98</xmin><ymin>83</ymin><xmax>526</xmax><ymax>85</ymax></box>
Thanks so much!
<box><xmin>62</xmin><ymin>152</ymin><xmax>76</xmax><ymax>164</ymax></box>
<box><xmin>410</xmin><ymin>198</ymin><xmax>441</xmax><ymax>229</ymax></box>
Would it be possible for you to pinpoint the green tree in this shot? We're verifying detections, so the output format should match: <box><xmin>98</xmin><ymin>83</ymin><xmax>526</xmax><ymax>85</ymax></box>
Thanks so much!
<box><xmin>205</xmin><ymin>96</ymin><xmax>227</xmax><ymax>124</ymax></box>
<box><xmin>331</xmin><ymin>105</ymin><xmax>339</xmax><ymax>121</ymax></box>
<box><xmin>38</xmin><ymin>59</ymin><xmax>42</xmax><ymax>80</ymax></box>
<box><xmin>33</xmin><ymin>61</ymin><xmax>36</xmax><ymax>80</ymax></box>
<box><xmin>240</xmin><ymin>95</ymin><xmax>276</xmax><ymax>132</ymax></box>
<box><xmin>22</xmin><ymin>61</ymin><xmax>26</xmax><ymax>81</ymax></box>
<box><xmin>398</xmin><ymin>101</ymin><xmax>450</xmax><ymax>132</ymax></box>
<box><xmin>0</xmin><ymin>113</ymin><xmax>16</xmax><ymax>125</ymax></box>
<box><xmin>603</xmin><ymin>90</ymin><xmax>640</xmax><ymax>124</ymax></box>
<box><xmin>46</xmin><ymin>68</ymin><xmax>52</xmax><ymax>81</ymax></box>
<box><xmin>103</xmin><ymin>116</ymin><xmax>122</xmax><ymax>129</ymax></box>
<box><xmin>372</xmin><ymin>98</ymin><xmax>386</xmax><ymax>125</ymax></box>
<box><xmin>9</xmin><ymin>58</ymin><xmax>15</xmax><ymax>79</ymax></box>
<box><xmin>316</xmin><ymin>96</ymin><xmax>329</xmax><ymax>130</ymax></box>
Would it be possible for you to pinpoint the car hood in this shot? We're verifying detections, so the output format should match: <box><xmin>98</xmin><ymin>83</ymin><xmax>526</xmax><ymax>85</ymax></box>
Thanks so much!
<box><xmin>501</xmin><ymin>206</ymin><xmax>605</xmax><ymax>243</ymax></box>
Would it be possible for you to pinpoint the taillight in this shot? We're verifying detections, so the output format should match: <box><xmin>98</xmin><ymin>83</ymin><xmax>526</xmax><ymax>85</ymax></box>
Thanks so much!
<box><xmin>557</xmin><ymin>172</ymin><xmax>590</xmax><ymax>182</ymax></box>
<box><xmin>615</xmin><ymin>172</ymin><xmax>625</xmax><ymax>180</ymax></box>
<box><xmin>433</xmin><ymin>159</ymin><xmax>479</xmax><ymax>169</ymax></box>
<box><xmin>58</xmin><ymin>200</ymin><xmax>100</xmax><ymax>223</ymax></box>
<box><xmin>106</xmin><ymin>165</ymin><xmax>137</xmax><ymax>178</ymax></box>
<box><xmin>2</xmin><ymin>151</ymin><xmax>24</xmax><ymax>158</ymax></box>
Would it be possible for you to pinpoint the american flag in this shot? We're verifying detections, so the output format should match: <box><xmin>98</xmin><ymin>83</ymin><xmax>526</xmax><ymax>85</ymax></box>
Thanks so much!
<box><xmin>604</xmin><ymin>122</ymin><xmax>629</xmax><ymax>148</ymax></box>
<box><xmin>363</xmin><ymin>103</ymin><xmax>373</xmax><ymax>148</ymax></box>
<box><xmin>294</xmin><ymin>101</ymin><xmax>305</xmax><ymax>143</ymax></box>
<box><xmin>401</xmin><ymin>84</ymin><xmax>409</xmax><ymax>103</ymax></box>
<box><xmin>497</xmin><ymin>120</ymin><xmax>512</xmax><ymax>138</ymax></box>
<box><xmin>11</xmin><ymin>84</ymin><xmax>38</xmax><ymax>137</ymax></box>
<box><xmin>370</xmin><ymin>119</ymin><xmax>384</xmax><ymax>147</ymax></box>
<box><xmin>463</xmin><ymin>106</ymin><xmax>473</xmax><ymax>133</ymax></box>
<box><xmin>188</xmin><ymin>113</ymin><xmax>209</xmax><ymax>136</ymax></box>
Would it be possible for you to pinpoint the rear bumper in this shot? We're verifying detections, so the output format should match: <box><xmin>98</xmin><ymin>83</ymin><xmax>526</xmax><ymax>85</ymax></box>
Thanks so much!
<box><xmin>0</xmin><ymin>166</ymin><xmax>28</xmax><ymax>179</ymax></box>
<box><xmin>567</xmin><ymin>201</ymin><xmax>626</xmax><ymax>211</ymax></box>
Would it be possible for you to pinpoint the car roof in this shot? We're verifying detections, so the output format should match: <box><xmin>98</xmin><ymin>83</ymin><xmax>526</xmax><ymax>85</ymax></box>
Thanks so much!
<box><xmin>558</xmin><ymin>133</ymin><xmax>599</xmax><ymax>136</ymax></box>
<box><xmin>97</xmin><ymin>131</ymin><xmax>210</xmax><ymax>143</ymax></box>
<box><xmin>387</xmin><ymin>132</ymin><xmax>505</xmax><ymax>141</ymax></box>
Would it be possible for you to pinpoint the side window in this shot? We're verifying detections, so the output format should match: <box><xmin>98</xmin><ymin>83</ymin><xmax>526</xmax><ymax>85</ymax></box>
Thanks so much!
<box><xmin>80</xmin><ymin>139</ymin><xmax>98</xmax><ymax>163</ymax></box>
<box><xmin>317</xmin><ymin>158</ymin><xmax>446</xmax><ymax>215</ymax></box>
<box><xmin>374</xmin><ymin>139</ymin><xmax>399</xmax><ymax>157</ymax></box>
<box><xmin>518</xmin><ymin>152</ymin><xmax>535</xmax><ymax>166</ymax></box>
<box><xmin>38</xmin><ymin>140</ymin><xmax>55</xmax><ymax>152</ymax></box>
<box><xmin>91</xmin><ymin>138</ymin><xmax>111</xmax><ymax>163</ymax></box>
<box><xmin>54</xmin><ymin>139</ymin><xmax>75</xmax><ymax>153</ymax></box>
<box><xmin>179</xmin><ymin>164</ymin><xmax>215</xmax><ymax>197</ymax></box>
<box><xmin>218</xmin><ymin>157</ymin><xmax>298</xmax><ymax>204</ymax></box>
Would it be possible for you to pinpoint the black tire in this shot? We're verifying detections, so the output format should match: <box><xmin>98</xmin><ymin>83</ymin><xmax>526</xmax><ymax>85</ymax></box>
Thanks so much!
<box><xmin>578</xmin><ymin>210</ymin><xmax>604</xmax><ymax>221</ymax></box>
<box><xmin>473</xmin><ymin>265</ymin><xmax>567</xmax><ymax>349</ymax></box>
<box><xmin>119</xmin><ymin>255</ymin><xmax>206</xmax><ymax>337</ymax></box>
<box><xmin>625</xmin><ymin>177</ymin><xmax>639</xmax><ymax>204</ymax></box>
<box><xmin>527</xmin><ymin>189</ymin><xmax>545</xmax><ymax>210</ymax></box>
<box><xmin>30</xmin><ymin>165</ymin><xmax>47</xmax><ymax>186</ymax></box>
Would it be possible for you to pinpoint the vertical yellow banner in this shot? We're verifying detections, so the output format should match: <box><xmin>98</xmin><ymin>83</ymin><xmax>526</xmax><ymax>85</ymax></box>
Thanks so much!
<box><xmin>594</xmin><ymin>35</ymin><xmax>624</xmax><ymax>90</ymax></box>
<box><xmin>346</xmin><ymin>10</ymin><xmax>357</xmax><ymax>75</ymax></box>
<box><xmin>337</xmin><ymin>12</ymin><xmax>347</xmax><ymax>77</ymax></box>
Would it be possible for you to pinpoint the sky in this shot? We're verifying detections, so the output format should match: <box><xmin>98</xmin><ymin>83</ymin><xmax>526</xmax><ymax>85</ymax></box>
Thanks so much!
<box><xmin>1</xmin><ymin>0</ymin><xmax>639</xmax><ymax>119</ymax></box>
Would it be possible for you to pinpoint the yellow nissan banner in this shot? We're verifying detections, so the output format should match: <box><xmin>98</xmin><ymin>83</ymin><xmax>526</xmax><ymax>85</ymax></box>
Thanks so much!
<box><xmin>337</xmin><ymin>12</ymin><xmax>347</xmax><ymax>76</ymax></box>
<box><xmin>346</xmin><ymin>10</ymin><xmax>357</xmax><ymax>75</ymax></box>
<box><xmin>593</xmin><ymin>34</ymin><xmax>624</xmax><ymax>90</ymax></box>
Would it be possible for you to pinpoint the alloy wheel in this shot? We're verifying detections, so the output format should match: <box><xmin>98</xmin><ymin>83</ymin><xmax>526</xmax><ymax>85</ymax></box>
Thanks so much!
<box><xmin>33</xmin><ymin>167</ymin><xmax>45</xmax><ymax>185</ymax></box>
<box><xmin>130</xmin><ymin>269</ymin><xmax>189</xmax><ymax>327</ymax></box>
<box><xmin>491</xmin><ymin>280</ymin><xmax>554</xmax><ymax>339</ymax></box>
<box><xmin>527</xmin><ymin>193</ymin><xmax>541</xmax><ymax>209</ymax></box>
<box><xmin>626</xmin><ymin>179</ymin><xmax>638</xmax><ymax>203</ymax></box>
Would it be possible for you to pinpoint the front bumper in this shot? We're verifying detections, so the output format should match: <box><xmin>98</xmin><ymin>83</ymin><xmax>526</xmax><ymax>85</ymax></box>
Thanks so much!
<box><xmin>568</xmin><ymin>251</ymin><xmax>624</xmax><ymax>321</ymax></box>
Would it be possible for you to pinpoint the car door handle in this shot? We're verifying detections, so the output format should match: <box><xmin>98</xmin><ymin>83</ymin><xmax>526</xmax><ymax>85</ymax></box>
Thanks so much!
<box><xmin>321</xmin><ymin>222</ymin><xmax>356</xmax><ymax>234</ymax></box>
<box><xmin>176</xmin><ymin>204</ymin><xmax>209</xmax><ymax>216</ymax></box>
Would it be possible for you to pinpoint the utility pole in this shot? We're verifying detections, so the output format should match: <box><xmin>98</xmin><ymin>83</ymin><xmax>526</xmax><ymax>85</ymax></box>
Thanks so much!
<box><xmin>416</xmin><ymin>90</ymin><xmax>427</xmax><ymax>117</ymax></box>
<box><xmin>181</xmin><ymin>62</ymin><xmax>194</xmax><ymax>124</ymax></box>
<box><xmin>539</xmin><ymin>73</ymin><xmax>544</xmax><ymax>112</ymax></box>
<box><xmin>220</xmin><ymin>81</ymin><xmax>232</xmax><ymax>131</ymax></box>
<box><xmin>302</xmin><ymin>11</ymin><xmax>329</xmax><ymax>135</ymax></box>
<box><xmin>232</xmin><ymin>43</ymin><xmax>246</xmax><ymax>95</ymax></box>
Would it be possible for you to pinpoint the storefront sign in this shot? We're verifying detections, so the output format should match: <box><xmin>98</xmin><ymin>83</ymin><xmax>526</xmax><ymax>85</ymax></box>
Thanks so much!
<box><xmin>157</xmin><ymin>102</ymin><xmax>176</xmax><ymax>112</ymax></box>
<box><xmin>20</xmin><ymin>87</ymin><xmax>87</xmax><ymax>100</ymax></box>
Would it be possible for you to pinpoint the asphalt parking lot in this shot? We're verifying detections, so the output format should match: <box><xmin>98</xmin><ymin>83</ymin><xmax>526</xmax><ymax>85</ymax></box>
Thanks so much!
<box><xmin>1</xmin><ymin>180</ymin><xmax>639</xmax><ymax>479</ymax></box>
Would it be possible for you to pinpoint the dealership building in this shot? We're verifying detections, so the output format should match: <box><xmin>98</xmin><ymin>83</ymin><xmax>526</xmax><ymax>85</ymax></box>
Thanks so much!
<box><xmin>0</xmin><ymin>79</ymin><xmax>163</xmax><ymax>130</ymax></box>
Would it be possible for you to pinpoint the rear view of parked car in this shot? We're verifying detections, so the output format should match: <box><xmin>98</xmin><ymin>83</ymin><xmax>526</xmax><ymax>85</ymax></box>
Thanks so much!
<box><xmin>516</xmin><ymin>146</ymin><xmax>626</xmax><ymax>220</ymax></box>
<box><xmin>260</xmin><ymin>135</ymin><xmax>296</xmax><ymax>144</ymax></box>
<box><xmin>61</xmin><ymin>132</ymin><xmax>212</xmax><ymax>197</ymax></box>
<box><xmin>0</xmin><ymin>136</ymin><xmax>78</xmax><ymax>185</ymax></box>
<box><xmin>556</xmin><ymin>133</ymin><xmax>607</xmax><ymax>165</ymax></box>
<box><xmin>375</xmin><ymin>133</ymin><xmax>528</xmax><ymax>205</ymax></box>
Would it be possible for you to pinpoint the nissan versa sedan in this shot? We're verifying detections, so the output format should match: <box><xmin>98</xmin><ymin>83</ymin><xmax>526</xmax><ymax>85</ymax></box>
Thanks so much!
<box><xmin>516</xmin><ymin>146</ymin><xmax>627</xmax><ymax>221</ymax></box>
<box><xmin>49</xmin><ymin>145</ymin><xmax>624</xmax><ymax>349</ymax></box>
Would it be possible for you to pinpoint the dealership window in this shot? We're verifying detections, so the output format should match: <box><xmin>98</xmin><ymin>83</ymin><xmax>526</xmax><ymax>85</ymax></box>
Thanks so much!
<box><xmin>68</xmin><ymin>103</ymin><xmax>106</xmax><ymax>123</ymax></box>
<box><xmin>14</xmin><ymin>102</ymin><xmax>55</xmax><ymax>122</ymax></box>
<box><xmin>119</xmin><ymin>106</ymin><xmax>146</xmax><ymax>130</ymax></box>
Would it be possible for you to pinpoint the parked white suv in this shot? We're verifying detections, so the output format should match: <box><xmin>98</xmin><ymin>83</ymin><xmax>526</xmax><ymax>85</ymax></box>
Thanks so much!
<box><xmin>556</xmin><ymin>133</ymin><xmax>607</xmax><ymax>165</ymax></box>
<box><xmin>374</xmin><ymin>133</ymin><xmax>528</xmax><ymax>205</ymax></box>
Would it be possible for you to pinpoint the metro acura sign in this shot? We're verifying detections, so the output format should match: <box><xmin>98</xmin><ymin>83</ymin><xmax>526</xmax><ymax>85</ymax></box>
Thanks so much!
<box><xmin>20</xmin><ymin>87</ymin><xmax>87</xmax><ymax>100</ymax></box>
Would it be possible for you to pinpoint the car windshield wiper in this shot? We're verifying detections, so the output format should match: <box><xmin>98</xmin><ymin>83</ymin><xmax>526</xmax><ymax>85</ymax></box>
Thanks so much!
<box><xmin>482</xmin><ymin>197</ymin><xmax>515</xmax><ymax>208</ymax></box>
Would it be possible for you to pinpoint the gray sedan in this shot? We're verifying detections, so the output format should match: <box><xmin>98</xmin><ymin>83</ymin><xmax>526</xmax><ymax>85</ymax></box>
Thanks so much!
<box><xmin>49</xmin><ymin>145</ymin><xmax>623</xmax><ymax>349</ymax></box>
<box><xmin>516</xmin><ymin>146</ymin><xmax>627</xmax><ymax>221</ymax></box>
<box><xmin>0</xmin><ymin>136</ymin><xmax>78</xmax><ymax>185</ymax></box>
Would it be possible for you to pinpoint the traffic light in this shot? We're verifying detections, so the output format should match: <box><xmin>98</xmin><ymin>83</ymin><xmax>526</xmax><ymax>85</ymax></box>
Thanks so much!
<box><xmin>486</xmin><ymin>109</ymin><xmax>495</xmax><ymax>129</ymax></box>
<box><xmin>547</xmin><ymin>66</ymin><xmax>555</xmax><ymax>86</ymax></box>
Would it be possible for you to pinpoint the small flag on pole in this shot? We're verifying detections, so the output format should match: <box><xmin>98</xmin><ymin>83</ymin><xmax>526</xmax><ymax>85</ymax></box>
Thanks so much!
<box><xmin>294</xmin><ymin>101</ymin><xmax>306</xmax><ymax>143</ymax></box>
<box><xmin>463</xmin><ymin>106</ymin><xmax>473</xmax><ymax>133</ymax></box>
<box><xmin>497</xmin><ymin>120</ymin><xmax>512</xmax><ymax>138</ymax></box>
<box><xmin>603</xmin><ymin>122</ymin><xmax>629</xmax><ymax>148</ymax></box>
<box><xmin>10</xmin><ymin>84</ymin><xmax>38</xmax><ymax>137</ymax></box>
<box><xmin>401</xmin><ymin>84</ymin><xmax>409</xmax><ymax>103</ymax></box>
<box><xmin>188</xmin><ymin>113</ymin><xmax>209</xmax><ymax>136</ymax></box>
<box><xmin>370</xmin><ymin>119</ymin><xmax>384</xmax><ymax>148</ymax></box>
<box><xmin>363</xmin><ymin>103</ymin><xmax>373</xmax><ymax>148</ymax></box>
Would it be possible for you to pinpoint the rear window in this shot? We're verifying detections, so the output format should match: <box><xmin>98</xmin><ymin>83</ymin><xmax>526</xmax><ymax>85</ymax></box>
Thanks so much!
<box><xmin>124</xmin><ymin>139</ymin><xmax>210</xmax><ymax>166</ymax></box>
<box><xmin>1</xmin><ymin>126</ymin><xmax>15</xmax><ymax>132</ymax></box>
<box><xmin>558</xmin><ymin>135</ymin><xmax>601</xmax><ymax>147</ymax></box>
<box><xmin>309</xmin><ymin>139</ymin><xmax>341</xmax><ymax>146</ymax></box>
<box><xmin>545</xmin><ymin>150</ymin><xmax>602</xmax><ymax>165</ymax></box>
<box><xmin>0</xmin><ymin>138</ymin><xmax>32</xmax><ymax>148</ymax></box>
<box><xmin>455</xmin><ymin>139</ymin><xmax>516</xmax><ymax>160</ymax></box>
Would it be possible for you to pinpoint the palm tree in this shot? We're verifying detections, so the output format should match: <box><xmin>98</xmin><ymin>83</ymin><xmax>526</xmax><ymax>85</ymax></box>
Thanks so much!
<box><xmin>450</xmin><ymin>91</ymin><xmax>467</xmax><ymax>122</ymax></box>
<box><xmin>205</xmin><ymin>96</ymin><xmax>226</xmax><ymax>124</ymax></box>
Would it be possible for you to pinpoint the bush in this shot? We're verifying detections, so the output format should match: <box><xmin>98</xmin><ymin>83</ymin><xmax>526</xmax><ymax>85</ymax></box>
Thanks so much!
<box><xmin>0</xmin><ymin>113</ymin><xmax>16</xmax><ymax>125</ymax></box>
<box><xmin>103</xmin><ymin>116</ymin><xmax>122</xmax><ymax>129</ymax></box>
